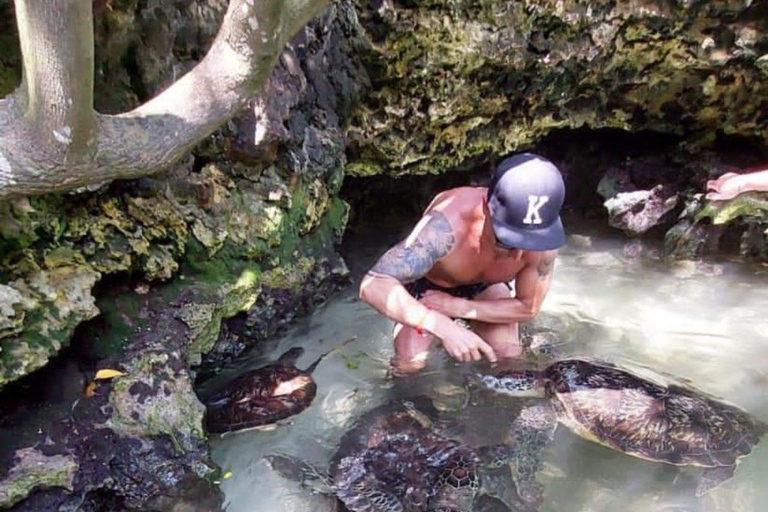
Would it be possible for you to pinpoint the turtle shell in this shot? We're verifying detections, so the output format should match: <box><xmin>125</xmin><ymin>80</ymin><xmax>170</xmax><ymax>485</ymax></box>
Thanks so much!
<box><xmin>205</xmin><ymin>348</ymin><xmax>317</xmax><ymax>434</ymax></box>
<box><xmin>329</xmin><ymin>398</ymin><xmax>480</xmax><ymax>512</ymax></box>
<box><xmin>544</xmin><ymin>359</ymin><xmax>767</xmax><ymax>466</ymax></box>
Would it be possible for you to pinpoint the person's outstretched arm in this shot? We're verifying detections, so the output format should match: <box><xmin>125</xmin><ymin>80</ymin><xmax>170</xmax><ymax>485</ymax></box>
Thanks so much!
<box><xmin>359</xmin><ymin>212</ymin><xmax>497</xmax><ymax>363</ymax></box>
<box><xmin>707</xmin><ymin>169</ymin><xmax>768</xmax><ymax>201</ymax></box>
<box><xmin>419</xmin><ymin>250</ymin><xmax>557</xmax><ymax>324</ymax></box>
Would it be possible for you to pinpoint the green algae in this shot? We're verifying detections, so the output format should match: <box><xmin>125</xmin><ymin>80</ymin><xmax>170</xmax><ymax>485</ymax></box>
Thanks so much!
<box><xmin>0</xmin><ymin>159</ymin><xmax>349</xmax><ymax>388</ymax></box>
<box><xmin>0</xmin><ymin>448</ymin><xmax>78</xmax><ymax>509</ymax></box>
<box><xmin>696</xmin><ymin>193</ymin><xmax>768</xmax><ymax>226</ymax></box>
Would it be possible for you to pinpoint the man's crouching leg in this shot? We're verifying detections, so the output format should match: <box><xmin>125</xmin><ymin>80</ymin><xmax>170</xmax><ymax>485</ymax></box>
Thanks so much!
<box><xmin>392</xmin><ymin>323</ymin><xmax>435</xmax><ymax>374</ymax></box>
<box><xmin>470</xmin><ymin>283</ymin><xmax>523</xmax><ymax>359</ymax></box>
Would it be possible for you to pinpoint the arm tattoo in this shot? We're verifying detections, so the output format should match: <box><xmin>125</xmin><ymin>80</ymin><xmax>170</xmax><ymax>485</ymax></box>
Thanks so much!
<box><xmin>536</xmin><ymin>252</ymin><xmax>556</xmax><ymax>280</ymax></box>
<box><xmin>368</xmin><ymin>212</ymin><xmax>455</xmax><ymax>283</ymax></box>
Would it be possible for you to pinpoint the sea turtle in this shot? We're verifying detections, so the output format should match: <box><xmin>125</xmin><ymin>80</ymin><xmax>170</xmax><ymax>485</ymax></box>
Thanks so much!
<box><xmin>205</xmin><ymin>343</ymin><xmax>346</xmax><ymax>434</ymax></box>
<box><xmin>266</xmin><ymin>398</ymin><xmax>512</xmax><ymax>512</ymax></box>
<box><xmin>470</xmin><ymin>359</ymin><xmax>768</xmax><ymax>506</ymax></box>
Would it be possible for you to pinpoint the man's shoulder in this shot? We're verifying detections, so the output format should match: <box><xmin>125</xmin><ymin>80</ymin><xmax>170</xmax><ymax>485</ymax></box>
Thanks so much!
<box><xmin>425</xmin><ymin>187</ymin><xmax>484</xmax><ymax>235</ymax></box>
<box><xmin>428</xmin><ymin>187</ymin><xmax>485</xmax><ymax>215</ymax></box>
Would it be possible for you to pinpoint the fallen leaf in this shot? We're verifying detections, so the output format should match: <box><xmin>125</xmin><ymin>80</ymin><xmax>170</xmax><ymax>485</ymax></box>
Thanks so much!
<box><xmin>223</xmin><ymin>472</ymin><xmax>232</xmax><ymax>479</ymax></box>
<box><xmin>94</xmin><ymin>369</ymin><xmax>127</xmax><ymax>380</ymax></box>
<box><xmin>84</xmin><ymin>381</ymin><xmax>97</xmax><ymax>398</ymax></box>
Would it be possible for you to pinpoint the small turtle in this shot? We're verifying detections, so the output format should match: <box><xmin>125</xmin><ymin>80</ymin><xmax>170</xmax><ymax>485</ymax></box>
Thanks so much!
<box><xmin>266</xmin><ymin>398</ymin><xmax>512</xmax><ymax>512</ymax></box>
<box><xmin>471</xmin><ymin>359</ymin><xmax>768</xmax><ymax>506</ymax></box>
<box><xmin>205</xmin><ymin>340</ymin><xmax>353</xmax><ymax>434</ymax></box>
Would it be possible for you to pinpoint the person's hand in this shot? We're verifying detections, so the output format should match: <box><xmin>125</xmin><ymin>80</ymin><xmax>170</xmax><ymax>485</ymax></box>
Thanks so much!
<box><xmin>437</xmin><ymin>321</ymin><xmax>497</xmax><ymax>363</ymax></box>
<box><xmin>706</xmin><ymin>173</ymin><xmax>743</xmax><ymax>201</ymax></box>
<box><xmin>419</xmin><ymin>289</ymin><xmax>468</xmax><ymax>318</ymax></box>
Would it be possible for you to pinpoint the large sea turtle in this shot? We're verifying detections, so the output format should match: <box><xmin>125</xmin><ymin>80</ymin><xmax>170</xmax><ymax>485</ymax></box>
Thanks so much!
<box><xmin>266</xmin><ymin>398</ymin><xmax>512</xmax><ymax>512</ymax></box>
<box><xmin>205</xmin><ymin>344</ymin><xmax>339</xmax><ymax>434</ymax></box>
<box><xmin>470</xmin><ymin>358</ymin><xmax>768</xmax><ymax>506</ymax></box>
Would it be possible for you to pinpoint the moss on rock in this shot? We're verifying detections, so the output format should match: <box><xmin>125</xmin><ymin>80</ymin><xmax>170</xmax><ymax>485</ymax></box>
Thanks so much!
<box><xmin>346</xmin><ymin>0</ymin><xmax>768</xmax><ymax>177</ymax></box>
<box><xmin>105</xmin><ymin>351</ymin><xmax>206</xmax><ymax>444</ymax></box>
<box><xmin>0</xmin><ymin>155</ymin><xmax>351</xmax><ymax>388</ymax></box>
<box><xmin>178</xmin><ymin>268</ymin><xmax>263</xmax><ymax>367</ymax></box>
<box><xmin>0</xmin><ymin>448</ymin><xmax>77</xmax><ymax>509</ymax></box>
<box><xmin>0</xmin><ymin>266</ymin><xmax>100</xmax><ymax>388</ymax></box>
<box><xmin>696</xmin><ymin>193</ymin><xmax>768</xmax><ymax>225</ymax></box>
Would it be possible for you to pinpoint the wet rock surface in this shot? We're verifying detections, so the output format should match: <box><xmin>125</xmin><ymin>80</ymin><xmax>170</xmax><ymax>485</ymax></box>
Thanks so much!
<box><xmin>0</xmin><ymin>285</ymin><xmax>222</xmax><ymax>512</ymax></box>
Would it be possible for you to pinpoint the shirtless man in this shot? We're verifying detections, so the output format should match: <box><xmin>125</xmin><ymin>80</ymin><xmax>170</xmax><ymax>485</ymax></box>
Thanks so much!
<box><xmin>359</xmin><ymin>153</ymin><xmax>567</xmax><ymax>373</ymax></box>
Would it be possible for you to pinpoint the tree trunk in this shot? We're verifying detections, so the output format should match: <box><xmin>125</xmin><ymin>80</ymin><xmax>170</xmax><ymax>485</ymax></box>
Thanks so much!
<box><xmin>0</xmin><ymin>0</ymin><xmax>330</xmax><ymax>200</ymax></box>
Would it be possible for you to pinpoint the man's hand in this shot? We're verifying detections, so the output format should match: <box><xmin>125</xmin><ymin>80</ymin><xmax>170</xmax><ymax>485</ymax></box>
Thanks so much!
<box><xmin>419</xmin><ymin>289</ymin><xmax>469</xmax><ymax>318</ymax></box>
<box><xmin>429</xmin><ymin>314</ymin><xmax>497</xmax><ymax>363</ymax></box>
<box><xmin>706</xmin><ymin>173</ymin><xmax>742</xmax><ymax>201</ymax></box>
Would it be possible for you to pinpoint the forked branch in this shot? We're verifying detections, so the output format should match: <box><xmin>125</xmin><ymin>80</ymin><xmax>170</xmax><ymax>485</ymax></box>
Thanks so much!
<box><xmin>0</xmin><ymin>0</ymin><xmax>331</xmax><ymax>200</ymax></box>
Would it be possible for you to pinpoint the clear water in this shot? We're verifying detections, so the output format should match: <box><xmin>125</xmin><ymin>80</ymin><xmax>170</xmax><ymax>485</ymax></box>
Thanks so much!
<box><xmin>204</xmin><ymin>218</ymin><xmax>768</xmax><ymax>512</ymax></box>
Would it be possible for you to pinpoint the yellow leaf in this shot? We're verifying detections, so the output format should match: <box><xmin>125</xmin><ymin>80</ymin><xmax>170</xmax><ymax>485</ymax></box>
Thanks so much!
<box><xmin>94</xmin><ymin>369</ymin><xmax>127</xmax><ymax>380</ymax></box>
<box><xmin>223</xmin><ymin>472</ymin><xmax>232</xmax><ymax>479</ymax></box>
<box><xmin>84</xmin><ymin>381</ymin><xmax>97</xmax><ymax>398</ymax></box>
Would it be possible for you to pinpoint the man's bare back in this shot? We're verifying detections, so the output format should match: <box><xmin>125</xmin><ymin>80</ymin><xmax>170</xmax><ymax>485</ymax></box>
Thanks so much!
<box><xmin>359</xmin><ymin>154</ymin><xmax>565</xmax><ymax>373</ymax></box>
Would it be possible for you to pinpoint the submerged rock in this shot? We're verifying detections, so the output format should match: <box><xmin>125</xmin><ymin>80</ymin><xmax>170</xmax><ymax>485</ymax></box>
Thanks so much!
<box><xmin>577</xmin><ymin>251</ymin><xmax>621</xmax><ymax>269</ymax></box>
<box><xmin>567</xmin><ymin>235</ymin><xmax>592</xmax><ymax>250</ymax></box>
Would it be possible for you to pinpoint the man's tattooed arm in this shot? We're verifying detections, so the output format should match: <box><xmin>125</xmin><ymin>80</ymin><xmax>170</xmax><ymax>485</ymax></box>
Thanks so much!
<box><xmin>536</xmin><ymin>251</ymin><xmax>556</xmax><ymax>280</ymax></box>
<box><xmin>368</xmin><ymin>212</ymin><xmax>455</xmax><ymax>283</ymax></box>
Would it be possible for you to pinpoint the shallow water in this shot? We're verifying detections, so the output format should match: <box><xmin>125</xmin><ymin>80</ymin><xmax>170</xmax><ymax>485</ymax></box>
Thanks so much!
<box><xmin>204</xmin><ymin>218</ymin><xmax>768</xmax><ymax>512</ymax></box>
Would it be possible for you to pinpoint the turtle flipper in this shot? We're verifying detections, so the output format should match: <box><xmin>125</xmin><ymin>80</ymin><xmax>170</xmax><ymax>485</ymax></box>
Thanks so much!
<box><xmin>428</xmin><ymin>483</ymin><xmax>476</xmax><ymax>512</ymax></box>
<box><xmin>335</xmin><ymin>480</ymin><xmax>404</xmax><ymax>512</ymax></box>
<box><xmin>696</xmin><ymin>465</ymin><xmax>735</xmax><ymax>497</ymax></box>
<box><xmin>303</xmin><ymin>336</ymin><xmax>358</xmax><ymax>373</ymax></box>
<box><xmin>471</xmin><ymin>493</ymin><xmax>515</xmax><ymax>512</ymax></box>
<box><xmin>506</xmin><ymin>403</ymin><xmax>557</xmax><ymax>507</ymax></box>
<box><xmin>477</xmin><ymin>444</ymin><xmax>514</xmax><ymax>469</ymax></box>
<box><xmin>264</xmin><ymin>453</ymin><xmax>333</xmax><ymax>494</ymax></box>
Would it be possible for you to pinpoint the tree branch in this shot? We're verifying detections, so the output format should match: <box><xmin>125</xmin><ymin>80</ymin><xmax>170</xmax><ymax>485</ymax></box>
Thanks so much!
<box><xmin>0</xmin><ymin>0</ymin><xmax>330</xmax><ymax>200</ymax></box>
<box><xmin>14</xmin><ymin>0</ymin><xmax>94</xmax><ymax>156</ymax></box>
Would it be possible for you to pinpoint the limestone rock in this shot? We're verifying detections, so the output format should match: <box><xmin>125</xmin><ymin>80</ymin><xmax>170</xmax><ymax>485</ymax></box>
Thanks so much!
<box><xmin>106</xmin><ymin>352</ymin><xmax>206</xmax><ymax>443</ymax></box>
<box><xmin>604</xmin><ymin>185</ymin><xmax>679</xmax><ymax>235</ymax></box>
<box><xmin>0</xmin><ymin>285</ymin><xmax>24</xmax><ymax>338</ymax></box>
<box><xmin>346</xmin><ymin>0</ymin><xmax>768</xmax><ymax>177</ymax></box>
<box><xmin>0</xmin><ymin>448</ymin><xmax>77</xmax><ymax>509</ymax></box>
<box><xmin>0</xmin><ymin>266</ymin><xmax>100</xmax><ymax>388</ymax></box>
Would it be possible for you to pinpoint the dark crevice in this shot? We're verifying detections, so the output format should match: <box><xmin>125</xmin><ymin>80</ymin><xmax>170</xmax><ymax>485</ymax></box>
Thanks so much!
<box><xmin>341</xmin><ymin>127</ymin><xmax>686</xmax><ymax>234</ymax></box>
<box><xmin>0</xmin><ymin>344</ymin><xmax>84</xmax><ymax>472</ymax></box>
<box><xmin>124</xmin><ymin>43</ymin><xmax>149</xmax><ymax>102</ymax></box>
<box><xmin>0</xmin><ymin>270</ymin><xmax>142</xmax><ymax>447</ymax></box>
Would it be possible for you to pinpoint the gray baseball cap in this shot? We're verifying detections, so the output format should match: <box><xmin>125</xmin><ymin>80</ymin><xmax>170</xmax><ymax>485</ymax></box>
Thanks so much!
<box><xmin>487</xmin><ymin>153</ymin><xmax>566</xmax><ymax>251</ymax></box>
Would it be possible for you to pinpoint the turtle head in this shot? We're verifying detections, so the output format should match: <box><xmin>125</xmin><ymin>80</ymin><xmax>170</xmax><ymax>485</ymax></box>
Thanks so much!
<box><xmin>276</xmin><ymin>347</ymin><xmax>304</xmax><ymax>365</ymax></box>
<box><xmin>467</xmin><ymin>370</ymin><xmax>545</xmax><ymax>397</ymax></box>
